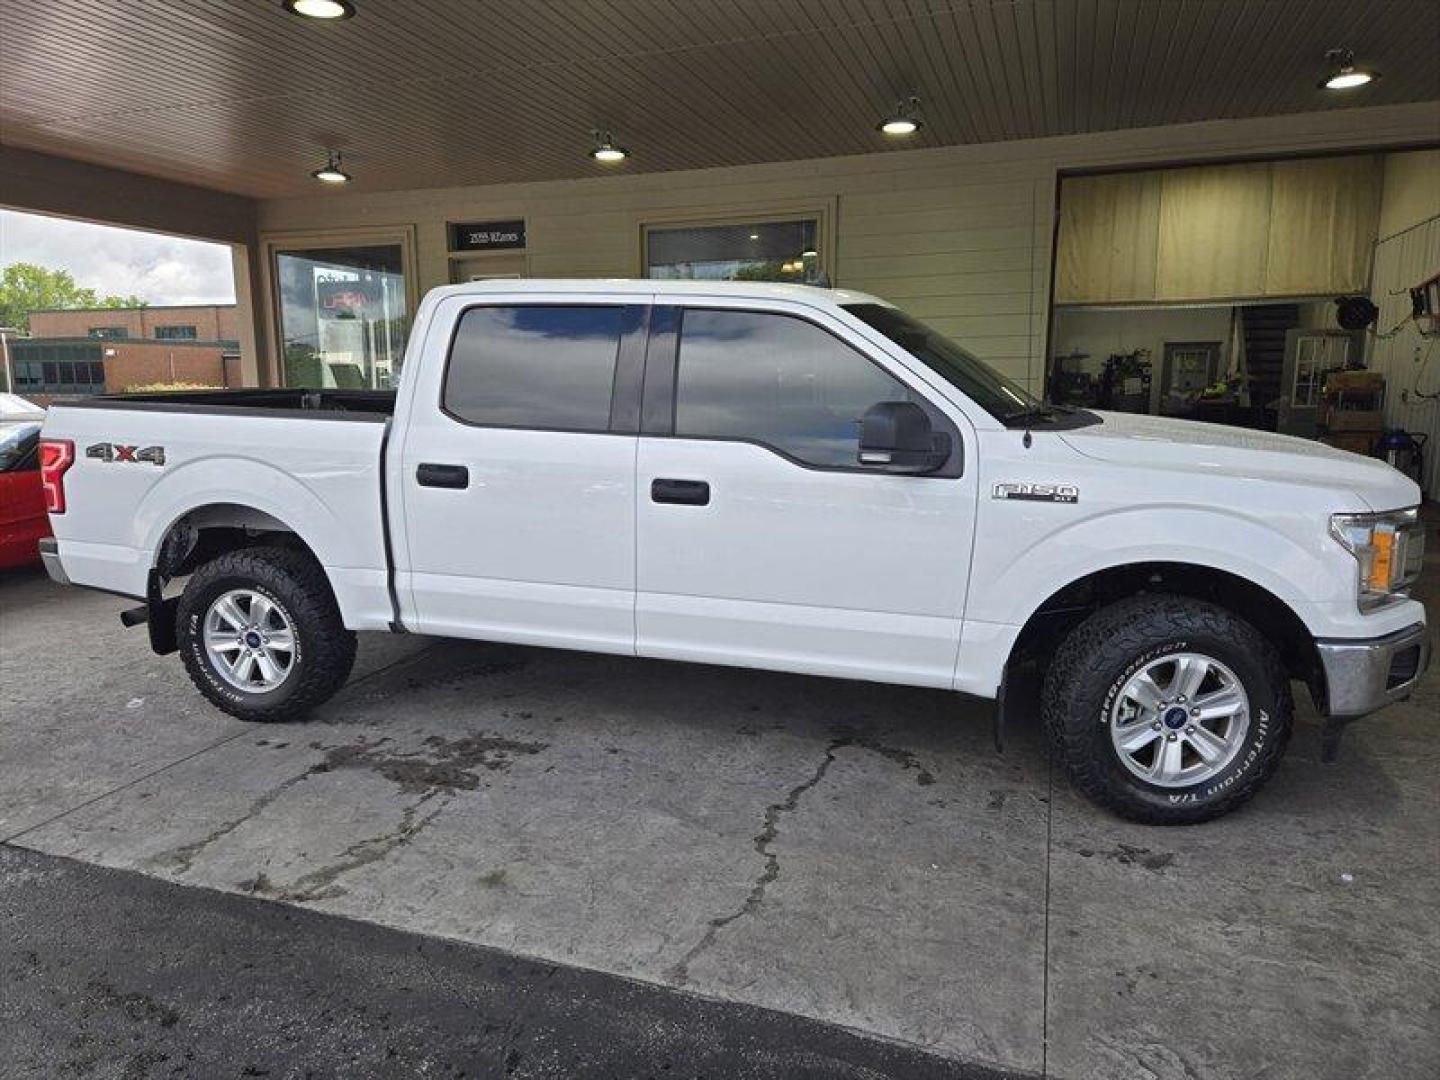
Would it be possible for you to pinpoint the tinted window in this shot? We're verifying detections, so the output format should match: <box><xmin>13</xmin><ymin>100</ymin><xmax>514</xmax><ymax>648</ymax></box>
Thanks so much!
<box><xmin>444</xmin><ymin>305</ymin><xmax>624</xmax><ymax>431</ymax></box>
<box><xmin>675</xmin><ymin>309</ymin><xmax>920</xmax><ymax>468</ymax></box>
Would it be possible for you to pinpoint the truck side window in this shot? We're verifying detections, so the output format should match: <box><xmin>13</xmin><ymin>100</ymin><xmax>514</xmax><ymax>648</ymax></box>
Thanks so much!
<box><xmin>674</xmin><ymin>308</ymin><xmax>924</xmax><ymax>468</ymax></box>
<box><xmin>444</xmin><ymin>305</ymin><xmax>625</xmax><ymax>432</ymax></box>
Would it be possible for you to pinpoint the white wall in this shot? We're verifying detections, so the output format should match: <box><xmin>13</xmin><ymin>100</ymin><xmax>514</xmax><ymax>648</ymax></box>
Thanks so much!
<box><xmin>258</xmin><ymin>103</ymin><xmax>1440</xmax><ymax>392</ymax></box>
<box><xmin>1368</xmin><ymin>150</ymin><xmax>1440</xmax><ymax>501</ymax></box>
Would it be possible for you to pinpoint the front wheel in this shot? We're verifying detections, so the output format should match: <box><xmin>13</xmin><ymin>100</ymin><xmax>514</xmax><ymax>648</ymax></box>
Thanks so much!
<box><xmin>177</xmin><ymin>546</ymin><xmax>356</xmax><ymax>722</ymax></box>
<box><xmin>1043</xmin><ymin>595</ymin><xmax>1292</xmax><ymax>824</ymax></box>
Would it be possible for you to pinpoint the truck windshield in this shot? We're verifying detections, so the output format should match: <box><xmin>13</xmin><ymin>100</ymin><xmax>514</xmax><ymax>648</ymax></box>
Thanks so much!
<box><xmin>843</xmin><ymin>303</ymin><xmax>1039</xmax><ymax>422</ymax></box>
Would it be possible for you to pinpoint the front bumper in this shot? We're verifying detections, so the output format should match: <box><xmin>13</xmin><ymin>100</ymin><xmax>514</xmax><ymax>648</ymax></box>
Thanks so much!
<box><xmin>38</xmin><ymin>537</ymin><xmax>70</xmax><ymax>585</ymax></box>
<box><xmin>1316</xmin><ymin>622</ymin><xmax>1431</xmax><ymax>718</ymax></box>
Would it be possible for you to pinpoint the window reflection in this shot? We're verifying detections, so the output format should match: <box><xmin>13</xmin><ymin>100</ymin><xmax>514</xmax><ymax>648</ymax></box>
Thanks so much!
<box><xmin>647</xmin><ymin>219</ymin><xmax>820</xmax><ymax>283</ymax></box>
<box><xmin>676</xmin><ymin>309</ymin><xmax>917</xmax><ymax>467</ymax></box>
<box><xmin>276</xmin><ymin>245</ymin><xmax>408</xmax><ymax>389</ymax></box>
<box><xmin>444</xmin><ymin>305</ymin><xmax>625</xmax><ymax>431</ymax></box>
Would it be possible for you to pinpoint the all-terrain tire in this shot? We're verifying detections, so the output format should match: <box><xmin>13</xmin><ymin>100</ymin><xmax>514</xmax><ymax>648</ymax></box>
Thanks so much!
<box><xmin>1042</xmin><ymin>594</ymin><xmax>1292</xmax><ymax>824</ymax></box>
<box><xmin>176</xmin><ymin>546</ymin><xmax>356</xmax><ymax>722</ymax></box>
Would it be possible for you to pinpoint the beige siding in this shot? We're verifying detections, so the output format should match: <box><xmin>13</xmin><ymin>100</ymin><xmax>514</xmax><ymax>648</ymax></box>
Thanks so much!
<box><xmin>1368</xmin><ymin>221</ymin><xmax>1440</xmax><ymax>501</ymax></box>
<box><xmin>258</xmin><ymin>103</ymin><xmax>1440</xmax><ymax>391</ymax></box>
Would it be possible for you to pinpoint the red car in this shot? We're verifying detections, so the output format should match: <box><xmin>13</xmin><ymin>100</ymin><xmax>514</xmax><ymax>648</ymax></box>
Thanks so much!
<box><xmin>0</xmin><ymin>419</ymin><xmax>50</xmax><ymax>569</ymax></box>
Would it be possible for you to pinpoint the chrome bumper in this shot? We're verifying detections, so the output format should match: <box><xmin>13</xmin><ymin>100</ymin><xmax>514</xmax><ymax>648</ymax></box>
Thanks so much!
<box><xmin>38</xmin><ymin>537</ymin><xmax>70</xmax><ymax>585</ymax></box>
<box><xmin>1316</xmin><ymin>622</ymin><xmax>1430</xmax><ymax>718</ymax></box>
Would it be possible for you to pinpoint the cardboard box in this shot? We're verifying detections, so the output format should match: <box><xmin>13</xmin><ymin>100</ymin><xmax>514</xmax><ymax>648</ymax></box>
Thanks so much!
<box><xmin>1326</xmin><ymin>409</ymin><xmax>1385</xmax><ymax>432</ymax></box>
<box><xmin>1320</xmin><ymin>432</ymin><xmax>1376</xmax><ymax>455</ymax></box>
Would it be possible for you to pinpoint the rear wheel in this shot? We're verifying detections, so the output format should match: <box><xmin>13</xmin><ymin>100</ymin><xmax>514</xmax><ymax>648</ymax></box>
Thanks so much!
<box><xmin>1043</xmin><ymin>594</ymin><xmax>1292</xmax><ymax>824</ymax></box>
<box><xmin>177</xmin><ymin>546</ymin><xmax>356</xmax><ymax>722</ymax></box>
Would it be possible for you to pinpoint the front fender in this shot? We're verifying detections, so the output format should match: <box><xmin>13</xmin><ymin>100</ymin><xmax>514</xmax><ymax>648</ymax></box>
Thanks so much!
<box><xmin>975</xmin><ymin>504</ymin><xmax>1340</xmax><ymax>628</ymax></box>
<box><xmin>955</xmin><ymin>504</ymin><xmax>1341</xmax><ymax>698</ymax></box>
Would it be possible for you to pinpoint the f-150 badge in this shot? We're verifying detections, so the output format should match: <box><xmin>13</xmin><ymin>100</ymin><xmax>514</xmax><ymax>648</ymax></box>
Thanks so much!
<box><xmin>86</xmin><ymin>442</ymin><xmax>166</xmax><ymax>466</ymax></box>
<box><xmin>993</xmin><ymin>482</ymin><xmax>1078</xmax><ymax>503</ymax></box>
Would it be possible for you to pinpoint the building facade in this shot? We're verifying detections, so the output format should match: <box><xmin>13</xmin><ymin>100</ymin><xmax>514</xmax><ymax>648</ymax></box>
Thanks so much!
<box><xmin>4</xmin><ymin>304</ymin><xmax>241</xmax><ymax>402</ymax></box>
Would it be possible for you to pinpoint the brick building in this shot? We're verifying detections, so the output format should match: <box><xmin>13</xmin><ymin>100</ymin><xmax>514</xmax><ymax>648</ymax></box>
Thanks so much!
<box><xmin>3</xmin><ymin>304</ymin><xmax>241</xmax><ymax>402</ymax></box>
<box><xmin>27</xmin><ymin>303</ymin><xmax>239</xmax><ymax>342</ymax></box>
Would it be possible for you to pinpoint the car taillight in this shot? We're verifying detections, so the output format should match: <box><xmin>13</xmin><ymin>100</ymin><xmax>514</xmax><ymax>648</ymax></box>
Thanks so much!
<box><xmin>39</xmin><ymin>439</ymin><xmax>75</xmax><ymax>514</ymax></box>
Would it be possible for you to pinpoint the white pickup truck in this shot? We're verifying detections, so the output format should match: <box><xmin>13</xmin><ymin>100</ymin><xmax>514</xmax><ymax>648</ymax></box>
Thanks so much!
<box><xmin>37</xmin><ymin>280</ymin><xmax>1428</xmax><ymax>823</ymax></box>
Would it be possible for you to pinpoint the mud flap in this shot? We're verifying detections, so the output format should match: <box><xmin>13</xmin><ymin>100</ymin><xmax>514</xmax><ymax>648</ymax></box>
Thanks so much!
<box><xmin>1320</xmin><ymin>716</ymin><xmax>1351</xmax><ymax>764</ymax></box>
<box><xmin>993</xmin><ymin>663</ymin><xmax>1009</xmax><ymax>753</ymax></box>
<box><xmin>119</xmin><ymin>571</ymin><xmax>179</xmax><ymax>656</ymax></box>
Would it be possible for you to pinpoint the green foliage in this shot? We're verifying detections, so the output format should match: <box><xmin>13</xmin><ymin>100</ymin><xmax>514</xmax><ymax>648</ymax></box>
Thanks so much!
<box><xmin>0</xmin><ymin>263</ymin><xmax>147</xmax><ymax>332</ymax></box>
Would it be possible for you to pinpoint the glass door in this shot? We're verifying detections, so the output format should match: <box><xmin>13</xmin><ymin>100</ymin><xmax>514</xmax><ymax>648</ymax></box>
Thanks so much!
<box><xmin>268</xmin><ymin>238</ymin><xmax>413</xmax><ymax>389</ymax></box>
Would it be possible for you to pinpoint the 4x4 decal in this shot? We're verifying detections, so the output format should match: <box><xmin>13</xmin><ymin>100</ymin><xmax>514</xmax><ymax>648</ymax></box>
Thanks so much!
<box><xmin>86</xmin><ymin>442</ymin><xmax>166</xmax><ymax>466</ymax></box>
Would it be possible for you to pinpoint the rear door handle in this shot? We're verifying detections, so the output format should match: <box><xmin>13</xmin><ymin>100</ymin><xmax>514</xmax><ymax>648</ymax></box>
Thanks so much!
<box><xmin>416</xmin><ymin>463</ymin><xmax>469</xmax><ymax>489</ymax></box>
<box><xmin>651</xmin><ymin>478</ymin><xmax>710</xmax><ymax>506</ymax></box>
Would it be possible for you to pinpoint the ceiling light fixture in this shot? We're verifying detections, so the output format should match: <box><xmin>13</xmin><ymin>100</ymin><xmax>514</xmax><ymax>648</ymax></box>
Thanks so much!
<box><xmin>311</xmin><ymin>150</ymin><xmax>351</xmax><ymax>184</ymax></box>
<box><xmin>282</xmin><ymin>0</ymin><xmax>356</xmax><ymax>19</ymax></box>
<box><xmin>801</xmin><ymin>246</ymin><xmax>818</xmax><ymax>258</ymax></box>
<box><xmin>590</xmin><ymin>130</ymin><xmax>629</xmax><ymax>163</ymax></box>
<box><xmin>879</xmin><ymin>95</ymin><xmax>923</xmax><ymax>136</ymax></box>
<box><xmin>1321</xmin><ymin>48</ymin><xmax>1377</xmax><ymax>90</ymax></box>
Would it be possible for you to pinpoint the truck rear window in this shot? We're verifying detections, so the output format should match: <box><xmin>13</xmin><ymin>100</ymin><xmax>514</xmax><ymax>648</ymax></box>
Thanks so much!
<box><xmin>443</xmin><ymin>305</ymin><xmax>626</xmax><ymax>432</ymax></box>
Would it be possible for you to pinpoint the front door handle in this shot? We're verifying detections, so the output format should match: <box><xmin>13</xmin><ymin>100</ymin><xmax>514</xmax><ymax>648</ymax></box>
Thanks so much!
<box><xmin>416</xmin><ymin>463</ymin><xmax>469</xmax><ymax>489</ymax></box>
<box><xmin>651</xmin><ymin>478</ymin><xmax>710</xmax><ymax>506</ymax></box>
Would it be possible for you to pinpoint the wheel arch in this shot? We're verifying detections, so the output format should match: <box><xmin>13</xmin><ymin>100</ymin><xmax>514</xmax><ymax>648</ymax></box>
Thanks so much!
<box><xmin>151</xmin><ymin>501</ymin><xmax>326</xmax><ymax>581</ymax></box>
<box><xmin>1007</xmin><ymin>560</ymin><xmax>1322</xmax><ymax>694</ymax></box>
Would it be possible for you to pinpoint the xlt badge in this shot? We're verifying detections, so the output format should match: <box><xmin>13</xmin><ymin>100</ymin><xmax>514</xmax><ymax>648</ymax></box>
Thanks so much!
<box><xmin>993</xmin><ymin>482</ymin><xmax>1078</xmax><ymax>503</ymax></box>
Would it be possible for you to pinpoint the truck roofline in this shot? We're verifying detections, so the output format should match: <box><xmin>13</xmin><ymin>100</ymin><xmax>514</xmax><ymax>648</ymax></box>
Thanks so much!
<box><xmin>422</xmin><ymin>278</ymin><xmax>888</xmax><ymax>309</ymax></box>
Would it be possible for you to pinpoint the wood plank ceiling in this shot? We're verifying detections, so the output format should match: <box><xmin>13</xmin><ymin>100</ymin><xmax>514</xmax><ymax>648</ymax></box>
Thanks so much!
<box><xmin>1</xmin><ymin>0</ymin><xmax>1437</xmax><ymax>199</ymax></box>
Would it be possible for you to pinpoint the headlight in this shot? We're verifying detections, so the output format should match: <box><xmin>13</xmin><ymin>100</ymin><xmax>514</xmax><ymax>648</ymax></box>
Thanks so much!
<box><xmin>1329</xmin><ymin>507</ymin><xmax>1424</xmax><ymax>610</ymax></box>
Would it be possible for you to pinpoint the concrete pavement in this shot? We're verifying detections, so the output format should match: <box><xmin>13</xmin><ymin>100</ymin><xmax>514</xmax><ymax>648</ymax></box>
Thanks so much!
<box><xmin>2</xmin><ymin>556</ymin><xmax>1437</xmax><ymax>1077</ymax></box>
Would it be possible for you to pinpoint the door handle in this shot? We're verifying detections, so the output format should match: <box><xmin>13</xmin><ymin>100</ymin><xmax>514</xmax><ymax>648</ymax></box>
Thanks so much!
<box><xmin>416</xmin><ymin>463</ymin><xmax>469</xmax><ymax>489</ymax></box>
<box><xmin>651</xmin><ymin>478</ymin><xmax>710</xmax><ymax>506</ymax></box>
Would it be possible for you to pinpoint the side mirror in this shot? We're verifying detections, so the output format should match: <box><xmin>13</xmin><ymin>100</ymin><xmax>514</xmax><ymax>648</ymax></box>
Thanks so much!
<box><xmin>858</xmin><ymin>401</ymin><xmax>951</xmax><ymax>474</ymax></box>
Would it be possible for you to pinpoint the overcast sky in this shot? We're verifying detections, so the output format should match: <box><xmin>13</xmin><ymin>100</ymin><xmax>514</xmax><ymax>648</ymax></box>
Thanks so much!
<box><xmin>0</xmin><ymin>209</ymin><xmax>236</xmax><ymax>305</ymax></box>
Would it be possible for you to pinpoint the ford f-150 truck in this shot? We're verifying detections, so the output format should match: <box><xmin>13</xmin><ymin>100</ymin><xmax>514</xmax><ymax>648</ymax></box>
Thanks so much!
<box><xmin>37</xmin><ymin>280</ymin><xmax>1429</xmax><ymax>823</ymax></box>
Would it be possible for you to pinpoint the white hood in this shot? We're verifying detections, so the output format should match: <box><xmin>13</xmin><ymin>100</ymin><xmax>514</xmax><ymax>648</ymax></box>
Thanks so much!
<box><xmin>1060</xmin><ymin>411</ymin><xmax>1420</xmax><ymax>511</ymax></box>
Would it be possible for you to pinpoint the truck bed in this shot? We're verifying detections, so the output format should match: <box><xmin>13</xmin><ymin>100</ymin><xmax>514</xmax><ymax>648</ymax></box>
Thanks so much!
<box><xmin>41</xmin><ymin>392</ymin><xmax>397</xmax><ymax>630</ymax></box>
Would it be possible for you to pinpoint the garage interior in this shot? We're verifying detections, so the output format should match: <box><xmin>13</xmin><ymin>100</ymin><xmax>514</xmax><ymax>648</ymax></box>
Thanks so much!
<box><xmin>2</xmin><ymin>1</ymin><xmax>1439</xmax><ymax>1077</ymax></box>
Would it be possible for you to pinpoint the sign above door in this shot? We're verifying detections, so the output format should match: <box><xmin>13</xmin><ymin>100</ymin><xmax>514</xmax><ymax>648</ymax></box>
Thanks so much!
<box><xmin>448</xmin><ymin>219</ymin><xmax>526</xmax><ymax>252</ymax></box>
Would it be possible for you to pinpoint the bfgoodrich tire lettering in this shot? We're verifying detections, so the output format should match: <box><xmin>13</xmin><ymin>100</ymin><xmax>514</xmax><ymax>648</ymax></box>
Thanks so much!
<box><xmin>177</xmin><ymin>546</ymin><xmax>356</xmax><ymax>722</ymax></box>
<box><xmin>1043</xmin><ymin>595</ymin><xmax>1293</xmax><ymax>824</ymax></box>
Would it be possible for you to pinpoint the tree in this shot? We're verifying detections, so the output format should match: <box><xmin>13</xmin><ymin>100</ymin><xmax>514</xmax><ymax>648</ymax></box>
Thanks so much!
<box><xmin>0</xmin><ymin>262</ymin><xmax>147</xmax><ymax>332</ymax></box>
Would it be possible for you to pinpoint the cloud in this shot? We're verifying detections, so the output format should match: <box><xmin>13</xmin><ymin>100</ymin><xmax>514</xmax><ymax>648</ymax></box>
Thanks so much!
<box><xmin>0</xmin><ymin>209</ymin><xmax>235</xmax><ymax>305</ymax></box>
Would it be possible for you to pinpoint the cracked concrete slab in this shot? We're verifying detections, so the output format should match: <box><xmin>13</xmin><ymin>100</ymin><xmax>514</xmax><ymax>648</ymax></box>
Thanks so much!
<box><xmin>0</xmin><ymin>568</ymin><xmax>429</xmax><ymax>841</ymax></box>
<box><xmin>7</xmin><ymin>583</ymin><xmax>1051</xmax><ymax>1071</ymax></box>
<box><xmin>6</xmin><ymin>558</ymin><xmax>1439</xmax><ymax>1078</ymax></box>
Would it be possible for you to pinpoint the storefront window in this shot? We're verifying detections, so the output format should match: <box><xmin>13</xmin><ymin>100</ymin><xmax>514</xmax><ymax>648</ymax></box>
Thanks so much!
<box><xmin>275</xmin><ymin>244</ymin><xmax>409</xmax><ymax>389</ymax></box>
<box><xmin>645</xmin><ymin>218</ymin><xmax>821</xmax><ymax>284</ymax></box>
